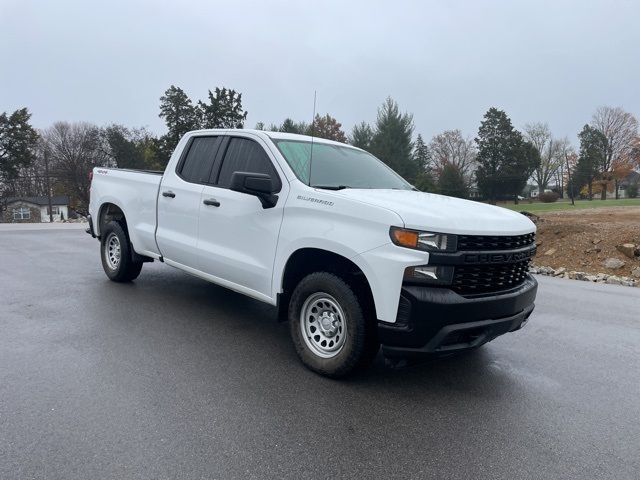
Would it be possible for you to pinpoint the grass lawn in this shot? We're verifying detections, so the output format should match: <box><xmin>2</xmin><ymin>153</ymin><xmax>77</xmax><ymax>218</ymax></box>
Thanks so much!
<box><xmin>497</xmin><ymin>198</ymin><xmax>640</xmax><ymax>213</ymax></box>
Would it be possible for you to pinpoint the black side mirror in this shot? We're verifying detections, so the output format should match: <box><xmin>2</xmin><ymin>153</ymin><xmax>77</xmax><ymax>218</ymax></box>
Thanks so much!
<box><xmin>230</xmin><ymin>172</ymin><xmax>278</xmax><ymax>208</ymax></box>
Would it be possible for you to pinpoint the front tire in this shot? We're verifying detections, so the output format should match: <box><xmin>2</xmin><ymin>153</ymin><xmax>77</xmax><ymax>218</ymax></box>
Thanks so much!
<box><xmin>289</xmin><ymin>272</ymin><xmax>378</xmax><ymax>378</ymax></box>
<box><xmin>100</xmin><ymin>221</ymin><xmax>143</xmax><ymax>282</ymax></box>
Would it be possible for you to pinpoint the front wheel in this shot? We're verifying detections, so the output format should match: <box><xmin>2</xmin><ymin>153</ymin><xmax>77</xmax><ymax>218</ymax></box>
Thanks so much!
<box><xmin>100</xmin><ymin>221</ymin><xmax>143</xmax><ymax>282</ymax></box>
<box><xmin>289</xmin><ymin>272</ymin><xmax>378</xmax><ymax>377</ymax></box>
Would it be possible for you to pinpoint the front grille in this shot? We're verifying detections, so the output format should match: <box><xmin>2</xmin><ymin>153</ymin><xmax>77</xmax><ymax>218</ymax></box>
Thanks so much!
<box><xmin>452</xmin><ymin>259</ymin><xmax>531</xmax><ymax>295</ymax></box>
<box><xmin>457</xmin><ymin>233</ymin><xmax>535</xmax><ymax>251</ymax></box>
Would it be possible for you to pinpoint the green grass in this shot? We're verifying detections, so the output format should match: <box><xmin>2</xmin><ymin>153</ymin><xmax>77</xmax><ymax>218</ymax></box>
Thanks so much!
<box><xmin>497</xmin><ymin>198</ymin><xmax>640</xmax><ymax>213</ymax></box>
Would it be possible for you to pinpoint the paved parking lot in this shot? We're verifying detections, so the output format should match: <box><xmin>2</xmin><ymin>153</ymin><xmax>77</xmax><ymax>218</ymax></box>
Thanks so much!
<box><xmin>1</xmin><ymin>225</ymin><xmax>639</xmax><ymax>479</ymax></box>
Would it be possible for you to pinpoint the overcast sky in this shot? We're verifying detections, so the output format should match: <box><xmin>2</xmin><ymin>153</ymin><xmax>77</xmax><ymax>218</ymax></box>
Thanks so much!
<box><xmin>1</xmin><ymin>0</ymin><xmax>639</xmax><ymax>144</ymax></box>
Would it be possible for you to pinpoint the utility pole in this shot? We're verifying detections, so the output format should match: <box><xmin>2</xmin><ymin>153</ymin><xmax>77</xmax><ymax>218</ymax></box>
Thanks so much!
<box><xmin>44</xmin><ymin>148</ymin><xmax>54</xmax><ymax>222</ymax></box>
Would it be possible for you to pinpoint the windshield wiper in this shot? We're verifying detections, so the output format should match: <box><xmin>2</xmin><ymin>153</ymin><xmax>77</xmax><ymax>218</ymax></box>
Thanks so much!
<box><xmin>311</xmin><ymin>185</ymin><xmax>351</xmax><ymax>190</ymax></box>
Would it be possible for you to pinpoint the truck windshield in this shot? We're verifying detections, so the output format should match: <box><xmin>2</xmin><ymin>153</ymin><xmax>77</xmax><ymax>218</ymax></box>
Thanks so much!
<box><xmin>272</xmin><ymin>139</ymin><xmax>413</xmax><ymax>190</ymax></box>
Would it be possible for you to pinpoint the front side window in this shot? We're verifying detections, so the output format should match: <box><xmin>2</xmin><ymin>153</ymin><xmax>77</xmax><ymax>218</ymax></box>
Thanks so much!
<box><xmin>273</xmin><ymin>140</ymin><xmax>412</xmax><ymax>190</ymax></box>
<box><xmin>13</xmin><ymin>207</ymin><xmax>31</xmax><ymax>220</ymax></box>
<box><xmin>47</xmin><ymin>206</ymin><xmax>60</xmax><ymax>215</ymax></box>
<box><xmin>177</xmin><ymin>136</ymin><xmax>220</xmax><ymax>184</ymax></box>
<box><xmin>216</xmin><ymin>137</ymin><xmax>279</xmax><ymax>189</ymax></box>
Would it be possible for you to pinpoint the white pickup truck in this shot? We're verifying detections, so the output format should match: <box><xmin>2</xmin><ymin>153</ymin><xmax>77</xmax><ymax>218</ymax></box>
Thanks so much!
<box><xmin>88</xmin><ymin>129</ymin><xmax>537</xmax><ymax>377</ymax></box>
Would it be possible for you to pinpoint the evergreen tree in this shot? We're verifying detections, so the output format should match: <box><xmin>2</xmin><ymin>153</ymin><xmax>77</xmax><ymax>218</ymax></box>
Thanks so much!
<box><xmin>413</xmin><ymin>134</ymin><xmax>430</xmax><ymax>169</ymax></box>
<box><xmin>198</xmin><ymin>87</ymin><xmax>248</xmax><ymax>129</ymax></box>
<box><xmin>475</xmin><ymin>108</ymin><xmax>535</xmax><ymax>203</ymax></box>
<box><xmin>0</xmin><ymin>108</ymin><xmax>39</xmax><ymax>187</ymax></box>
<box><xmin>437</xmin><ymin>163</ymin><xmax>468</xmax><ymax>199</ymax></box>
<box><xmin>350</xmin><ymin>121</ymin><xmax>374</xmax><ymax>150</ymax></box>
<box><xmin>412</xmin><ymin>134</ymin><xmax>435</xmax><ymax>192</ymax></box>
<box><xmin>575</xmin><ymin>124</ymin><xmax>607</xmax><ymax>199</ymax></box>
<box><xmin>279</xmin><ymin>118</ymin><xmax>308</xmax><ymax>134</ymax></box>
<box><xmin>103</xmin><ymin>125</ymin><xmax>147</xmax><ymax>170</ymax></box>
<box><xmin>158</xmin><ymin>86</ymin><xmax>201</xmax><ymax>166</ymax></box>
<box><xmin>508</xmin><ymin>141</ymin><xmax>540</xmax><ymax>203</ymax></box>
<box><xmin>370</xmin><ymin>98</ymin><xmax>419</xmax><ymax>183</ymax></box>
<box><xmin>414</xmin><ymin>170</ymin><xmax>436</xmax><ymax>192</ymax></box>
<box><xmin>158</xmin><ymin>86</ymin><xmax>200</xmax><ymax>146</ymax></box>
<box><xmin>308</xmin><ymin>114</ymin><xmax>347</xmax><ymax>142</ymax></box>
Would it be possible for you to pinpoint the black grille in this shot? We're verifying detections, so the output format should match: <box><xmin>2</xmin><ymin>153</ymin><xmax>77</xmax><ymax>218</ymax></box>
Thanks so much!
<box><xmin>452</xmin><ymin>259</ymin><xmax>531</xmax><ymax>295</ymax></box>
<box><xmin>457</xmin><ymin>233</ymin><xmax>535</xmax><ymax>251</ymax></box>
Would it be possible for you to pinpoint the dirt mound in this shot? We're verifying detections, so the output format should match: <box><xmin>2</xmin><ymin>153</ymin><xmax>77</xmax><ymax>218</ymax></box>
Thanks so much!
<box><xmin>533</xmin><ymin>207</ymin><xmax>640</xmax><ymax>277</ymax></box>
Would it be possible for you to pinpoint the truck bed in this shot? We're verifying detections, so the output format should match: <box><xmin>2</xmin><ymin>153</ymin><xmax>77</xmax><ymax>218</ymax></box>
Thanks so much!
<box><xmin>89</xmin><ymin>167</ymin><xmax>163</xmax><ymax>258</ymax></box>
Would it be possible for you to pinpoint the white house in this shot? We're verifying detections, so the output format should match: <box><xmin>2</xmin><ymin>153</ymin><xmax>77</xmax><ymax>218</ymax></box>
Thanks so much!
<box><xmin>2</xmin><ymin>196</ymin><xmax>70</xmax><ymax>223</ymax></box>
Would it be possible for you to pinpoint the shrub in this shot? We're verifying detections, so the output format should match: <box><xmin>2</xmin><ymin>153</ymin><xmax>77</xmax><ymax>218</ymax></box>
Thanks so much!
<box><xmin>626</xmin><ymin>183</ymin><xmax>638</xmax><ymax>199</ymax></box>
<box><xmin>538</xmin><ymin>191</ymin><xmax>560</xmax><ymax>203</ymax></box>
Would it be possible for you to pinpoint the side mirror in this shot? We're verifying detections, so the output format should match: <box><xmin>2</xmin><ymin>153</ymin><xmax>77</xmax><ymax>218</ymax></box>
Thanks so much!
<box><xmin>230</xmin><ymin>172</ymin><xmax>278</xmax><ymax>208</ymax></box>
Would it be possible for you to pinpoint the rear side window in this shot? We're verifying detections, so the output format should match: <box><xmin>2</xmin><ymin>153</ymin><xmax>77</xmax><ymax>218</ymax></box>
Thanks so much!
<box><xmin>216</xmin><ymin>137</ymin><xmax>280</xmax><ymax>189</ymax></box>
<box><xmin>178</xmin><ymin>136</ymin><xmax>220</xmax><ymax>184</ymax></box>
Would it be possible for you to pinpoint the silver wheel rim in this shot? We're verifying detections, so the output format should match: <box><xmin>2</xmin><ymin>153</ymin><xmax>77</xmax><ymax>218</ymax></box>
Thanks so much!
<box><xmin>105</xmin><ymin>232</ymin><xmax>121</xmax><ymax>270</ymax></box>
<box><xmin>300</xmin><ymin>292</ymin><xmax>347</xmax><ymax>358</ymax></box>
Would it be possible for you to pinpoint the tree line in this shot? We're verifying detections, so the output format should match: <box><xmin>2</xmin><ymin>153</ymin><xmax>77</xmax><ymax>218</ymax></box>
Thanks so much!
<box><xmin>1</xmin><ymin>84</ymin><xmax>639</xmax><ymax>214</ymax></box>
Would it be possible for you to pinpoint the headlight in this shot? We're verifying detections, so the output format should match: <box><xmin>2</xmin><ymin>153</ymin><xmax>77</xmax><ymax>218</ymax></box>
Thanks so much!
<box><xmin>389</xmin><ymin>227</ymin><xmax>457</xmax><ymax>252</ymax></box>
<box><xmin>404</xmin><ymin>265</ymin><xmax>454</xmax><ymax>285</ymax></box>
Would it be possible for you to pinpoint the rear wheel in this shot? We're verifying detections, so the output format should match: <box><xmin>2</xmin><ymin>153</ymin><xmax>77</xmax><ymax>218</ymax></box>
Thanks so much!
<box><xmin>100</xmin><ymin>221</ymin><xmax>143</xmax><ymax>282</ymax></box>
<box><xmin>289</xmin><ymin>272</ymin><xmax>378</xmax><ymax>377</ymax></box>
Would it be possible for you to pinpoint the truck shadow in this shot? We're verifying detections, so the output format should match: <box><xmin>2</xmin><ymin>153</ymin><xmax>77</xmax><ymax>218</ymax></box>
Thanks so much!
<box><xmin>97</xmin><ymin>263</ymin><xmax>520</xmax><ymax>396</ymax></box>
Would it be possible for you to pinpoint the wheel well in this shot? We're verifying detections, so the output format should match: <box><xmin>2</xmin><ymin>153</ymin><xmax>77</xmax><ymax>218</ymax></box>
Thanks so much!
<box><xmin>98</xmin><ymin>203</ymin><xmax>127</xmax><ymax>237</ymax></box>
<box><xmin>280</xmin><ymin>248</ymin><xmax>377</xmax><ymax>320</ymax></box>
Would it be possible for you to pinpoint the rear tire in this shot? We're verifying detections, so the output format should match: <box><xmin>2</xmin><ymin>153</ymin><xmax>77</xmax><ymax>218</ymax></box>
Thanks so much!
<box><xmin>289</xmin><ymin>272</ymin><xmax>378</xmax><ymax>378</ymax></box>
<box><xmin>100</xmin><ymin>221</ymin><xmax>143</xmax><ymax>282</ymax></box>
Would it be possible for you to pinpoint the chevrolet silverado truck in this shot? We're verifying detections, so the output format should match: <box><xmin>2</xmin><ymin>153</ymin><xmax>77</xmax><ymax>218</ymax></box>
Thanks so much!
<box><xmin>87</xmin><ymin>129</ymin><xmax>537</xmax><ymax>377</ymax></box>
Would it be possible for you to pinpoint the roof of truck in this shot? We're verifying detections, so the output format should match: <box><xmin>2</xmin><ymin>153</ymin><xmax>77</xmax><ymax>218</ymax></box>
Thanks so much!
<box><xmin>188</xmin><ymin>129</ymin><xmax>357</xmax><ymax>149</ymax></box>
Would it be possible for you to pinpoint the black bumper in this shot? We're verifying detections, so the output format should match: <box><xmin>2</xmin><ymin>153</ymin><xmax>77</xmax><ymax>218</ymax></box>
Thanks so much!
<box><xmin>379</xmin><ymin>275</ymin><xmax>537</xmax><ymax>358</ymax></box>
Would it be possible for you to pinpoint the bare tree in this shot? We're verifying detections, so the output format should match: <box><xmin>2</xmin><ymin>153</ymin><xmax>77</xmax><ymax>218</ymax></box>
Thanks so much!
<box><xmin>523</xmin><ymin>122</ymin><xmax>562</xmax><ymax>196</ymax></box>
<box><xmin>591</xmin><ymin>106</ymin><xmax>639</xmax><ymax>199</ymax></box>
<box><xmin>557</xmin><ymin>137</ymin><xmax>577</xmax><ymax>205</ymax></box>
<box><xmin>42</xmin><ymin>122</ymin><xmax>112</xmax><ymax>214</ymax></box>
<box><xmin>428</xmin><ymin>130</ymin><xmax>476</xmax><ymax>185</ymax></box>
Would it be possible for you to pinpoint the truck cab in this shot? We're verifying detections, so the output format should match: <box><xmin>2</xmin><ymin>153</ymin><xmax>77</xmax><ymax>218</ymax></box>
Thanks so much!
<box><xmin>88</xmin><ymin>129</ymin><xmax>537</xmax><ymax>377</ymax></box>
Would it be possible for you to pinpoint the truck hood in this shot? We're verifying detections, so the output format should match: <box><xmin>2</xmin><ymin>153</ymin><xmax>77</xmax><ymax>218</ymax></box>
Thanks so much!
<box><xmin>333</xmin><ymin>189</ymin><xmax>536</xmax><ymax>235</ymax></box>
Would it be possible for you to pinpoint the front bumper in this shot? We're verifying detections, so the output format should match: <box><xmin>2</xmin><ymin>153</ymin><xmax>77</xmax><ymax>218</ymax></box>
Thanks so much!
<box><xmin>378</xmin><ymin>275</ymin><xmax>537</xmax><ymax>358</ymax></box>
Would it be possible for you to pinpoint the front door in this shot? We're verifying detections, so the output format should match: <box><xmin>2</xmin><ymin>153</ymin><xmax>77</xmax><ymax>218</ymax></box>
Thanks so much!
<box><xmin>197</xmin><ymin>135</ymin><xmax>286</xmax><ymax>299</ymax></box>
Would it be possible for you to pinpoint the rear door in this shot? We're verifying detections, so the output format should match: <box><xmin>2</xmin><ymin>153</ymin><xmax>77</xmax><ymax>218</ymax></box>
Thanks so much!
<box><xmin>196</xmin><ymin>134</ymin><xmax>287</xmax><ymax>299</ymax></box>
<box><xmin>156</xmin><ymin>135</ymin><xmax>222</xmax><ymax>267</ymax></box>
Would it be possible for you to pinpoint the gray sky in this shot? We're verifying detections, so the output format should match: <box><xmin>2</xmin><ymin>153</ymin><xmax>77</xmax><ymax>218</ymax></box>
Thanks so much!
<box><xmin>1</xmin><ymin>0</ymin><xmax>639</xmax><ymax>144</ymax></box>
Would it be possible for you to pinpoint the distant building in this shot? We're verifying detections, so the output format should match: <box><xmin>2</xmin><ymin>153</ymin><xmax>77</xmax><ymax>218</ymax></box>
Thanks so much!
<box><xmin>530</xmin><ymin>188</ymin><xmax>553</xmax><ymax>199</ymax></box>
<box><xmin>1</xmin><ymin>196</ymin><xmax>70</xmax><ymax>223</ymax></box>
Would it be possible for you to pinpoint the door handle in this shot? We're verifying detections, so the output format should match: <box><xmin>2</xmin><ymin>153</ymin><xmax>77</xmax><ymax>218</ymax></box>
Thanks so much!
<box><xmin>162</xmin><ymin>190</ymin><xmax>176</xmax><ymax>198</ymax></box>
<box><xmin>203</xmin><ymin>198</ymin><xmax>221</xmax><ymax>207</ymax></box>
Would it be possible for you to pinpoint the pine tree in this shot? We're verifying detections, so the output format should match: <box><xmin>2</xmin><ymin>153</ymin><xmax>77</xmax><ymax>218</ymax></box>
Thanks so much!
<box><xmin>437</xmin><ymin>163</ymin><xmax>468</xmax><ymax>199</ymax></box>
<box><xmin>350</xmin><ymin>122</ymin><xmax>374</xmax><ymax>150</ymax></box>
<box><xmin>475</xmin><ymin>108</ymin><xmax>536</xmax><ymax>203</ymax></box>
<box><xmin>412</xmin><ymin>134</ymin><xmax>435</xmax><ymax>192</ymax></box>
<box><xmin>575</xmin><ymin>124</ymin><xmax>607</xmax><ymax>199</ymax></box>
<box><xmin>370</xmin><ymin>98</ymin><xmax>419</xmax><ymax>183</ymax></box>
<box><xmin>157</xmin><ymin>86</ymin><xmax>201</xmax><ymax>166</ymax></box>
<box><xmin>103</xmin><ymin>125</ymin><xmax>147</xmax><ymax>170</ymax></box>
<box><xmin>278</xmin><ymin>118</ymin><xmax>308</xmax><ymax>134</ymax></box>
<box><xmin>0</xmin><ymin>108</ymin><xmax>39</xmax><ymax>186</ymax></box>
<box><xmin>158</xmin><ymin>86</ymin><xmax>201</xmax><ymax>145</ymax></box>
<box><xmin>198</xmin><ymin>87</ymin><xmax>248</xmax><ymax>129</ymax></box>
<box><xmin>413</xmin><ymin>134</ymin><xmax>430</xmax><ymax>170</ymax></box>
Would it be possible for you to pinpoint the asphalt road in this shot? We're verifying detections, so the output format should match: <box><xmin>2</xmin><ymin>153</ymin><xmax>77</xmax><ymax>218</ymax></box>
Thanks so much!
<box><xmin>1</xmin><ymin>225</ymin><xmax>639</xmax><ymax>479</ymax></box>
